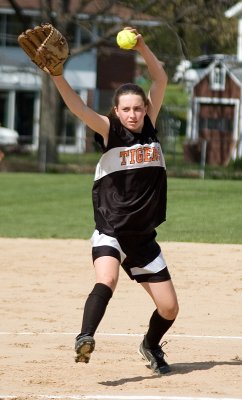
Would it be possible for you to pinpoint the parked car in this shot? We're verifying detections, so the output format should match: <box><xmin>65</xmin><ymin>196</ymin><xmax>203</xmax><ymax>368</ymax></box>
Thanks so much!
<box><xmin>0</xmin><ymin>127</ymin><xmax>19</xmax><ymax>147</ymax></box>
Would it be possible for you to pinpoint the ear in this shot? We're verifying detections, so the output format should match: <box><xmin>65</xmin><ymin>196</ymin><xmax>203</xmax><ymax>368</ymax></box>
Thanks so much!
<box><xmin>114</xmin><ymin>106</ymin><xmax>119</xmax><ymax>118</ymax></box>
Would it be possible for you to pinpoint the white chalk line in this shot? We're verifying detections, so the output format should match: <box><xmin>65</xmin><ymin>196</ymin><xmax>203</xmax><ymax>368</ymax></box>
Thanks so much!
<box><xmin>39</xmin><ymin>396</ymin><xmax>242</xmax><ymax>400</ymax></box>
<box><xmin>0</xmin><ymin>395</ymin><xmax>242</xmax><ymax>400</ymax></box>
<box><xmin>1</xmin><ymin>335</ymin><xmax>241</xmax><ymax>399</ymax></box>
<box><xmin>0</xmin><ymin>332</ymin><xmax>241</xmax><ymax>340</ymax></box>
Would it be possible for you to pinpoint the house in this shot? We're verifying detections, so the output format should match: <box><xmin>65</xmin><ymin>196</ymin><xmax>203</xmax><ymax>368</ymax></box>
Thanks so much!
<box><xmin>184</xmin><ymin>56</ymin><xmax>242</xmax><ymax>166</ymax></box>
<box><xmin>0</xmin><ymin>0</ymin><xmax>158</xmax><ymax>154</ymax></box>
<box><xmin>0</xmin><ymin>1</ymin><xmax>97</xmax><ymax>153</ymax></box>
<box><xmin>183</xmin><ymin>1</ymin><xmax>242</xmax><ymax>166</ymax></box>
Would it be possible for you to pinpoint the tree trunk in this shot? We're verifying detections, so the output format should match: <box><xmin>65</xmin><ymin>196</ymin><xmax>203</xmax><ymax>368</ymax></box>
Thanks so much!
<box><xmin>38</xmin><ymin>73</ymin><xmax>61</xmax><ymax>171</ymax></box>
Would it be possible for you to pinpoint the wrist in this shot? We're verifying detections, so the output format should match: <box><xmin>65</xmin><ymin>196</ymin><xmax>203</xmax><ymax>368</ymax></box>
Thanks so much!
<box><xmin>136</xmin><ymin>42</ymin><xmax>148</xmax><ymax>54</ymax></box>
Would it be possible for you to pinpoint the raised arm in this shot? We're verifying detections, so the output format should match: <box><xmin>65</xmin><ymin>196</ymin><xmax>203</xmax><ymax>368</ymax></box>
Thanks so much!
<box><xmin>51</xmin><ymin>75</ymin><xmax>109</xmax><ymax>143</ymax></box>
<box><xmin>17</xmin><ymin>24</ymin><xmax>109</xmax><ymax>142</ymax></box>
<box><xmin>132</xmin><ymin>30</ymin><xmax>168</xmax><ymax>126</ymax></box>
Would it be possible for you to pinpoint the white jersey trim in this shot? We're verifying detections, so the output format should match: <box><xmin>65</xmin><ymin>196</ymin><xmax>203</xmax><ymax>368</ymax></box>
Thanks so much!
<box><xmin>94</xmin><ymin>142</ymin><xmax>166</xmax><ymax>181</ymax></box>
<box><xmin>130</xmin><ymin>252</ymin><xmax>167</xmax><ymax>276</ymax></box>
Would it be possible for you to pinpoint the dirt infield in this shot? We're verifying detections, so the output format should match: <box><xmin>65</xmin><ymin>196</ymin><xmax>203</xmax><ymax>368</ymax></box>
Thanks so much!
<box><xmin>0</xmin><ymin>238</ymin><xmax>242</xmax><ymax>399</ymax></box>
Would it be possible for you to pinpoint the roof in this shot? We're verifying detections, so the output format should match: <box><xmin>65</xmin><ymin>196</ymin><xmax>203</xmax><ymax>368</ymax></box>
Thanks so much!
<box><xmin>0</xmin><ymin>0</ymin><xmax>158</xmax><ymax>23</ymax></box>
<box><xmin>194</xmin><ymin>59</ymin><xmax>242</xmax><ymax>88</ymax></box>
<box><xmin>228</xmin><ymin>62</ymin><xmax>242</xmax><ymax>83</ymax></box>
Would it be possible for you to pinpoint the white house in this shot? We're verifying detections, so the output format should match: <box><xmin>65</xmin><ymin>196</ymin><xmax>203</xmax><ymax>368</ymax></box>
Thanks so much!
<box><xmin>0</xmin><ymin>4</ymin><xmax>97</xmax><ymax>154</ymax></box>
<box><xmin>0</xmin><ymin>1</ymin><xmax>161</xmax><ymax>155</ymax></box>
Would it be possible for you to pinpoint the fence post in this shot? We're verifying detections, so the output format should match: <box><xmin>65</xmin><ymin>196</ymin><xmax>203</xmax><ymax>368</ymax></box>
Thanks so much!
<box><xmin>200</xmin><ymin>139</ymin><xmax>207</xmax><ymax>179</ymax></box>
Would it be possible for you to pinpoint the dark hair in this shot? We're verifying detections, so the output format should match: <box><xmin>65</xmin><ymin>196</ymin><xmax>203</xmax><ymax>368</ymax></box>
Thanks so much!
<box><xmin>109</xmin><ymin>83</ymin><xmax>148</xmax><ymax>117</ymax></box>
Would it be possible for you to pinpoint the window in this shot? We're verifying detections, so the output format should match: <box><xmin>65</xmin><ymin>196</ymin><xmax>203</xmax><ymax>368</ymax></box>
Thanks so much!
<box><xmin>199</xmin><ymin>117</ymin><xmax>233</xmax><ymax>132</ymax></box>
<box><xmin>66</xmin><ymin>23</ymin><xmax>93</xmax><ymax>47</ymax></box>
<box><xmin>0</xmin><ymin>13</ymin><xmax>32</xmax><ymax>46</ymax></box>
<box><xmin>15</xmin><ymin>91</ymin><xmax>35</xmax><ymax>144</ymax></box>
<box><xmin>58</xmin><ymin>108</ymin><xmax>77</xmax><ymax>146</ymax></box>
<box><xmin>210</xmin><ymin>65</ymin><xmax>226</xmax><ymax>90</ymax></box>
<box><xmin>0</xmin><ymin>91</ymin><xmax>8</xmax><ymax>127</ymax></box>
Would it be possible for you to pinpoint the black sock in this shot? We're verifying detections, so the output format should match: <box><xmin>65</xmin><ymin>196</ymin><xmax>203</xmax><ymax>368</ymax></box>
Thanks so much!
<box><xmin>80</xmin><ymin>283</ymin><xmax>113</xmax><ymax>337</ymax></box>
<box><xmin>144</xmin><ymin>309</ymin><xmax>175</xmax><ymax>349</ymax></box>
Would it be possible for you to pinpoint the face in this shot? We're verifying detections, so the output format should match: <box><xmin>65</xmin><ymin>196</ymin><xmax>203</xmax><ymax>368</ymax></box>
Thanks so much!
<box><xmin>114</xmin><ymin>94</ymin><xmax>147</xmax><ymax>132</ymax></box>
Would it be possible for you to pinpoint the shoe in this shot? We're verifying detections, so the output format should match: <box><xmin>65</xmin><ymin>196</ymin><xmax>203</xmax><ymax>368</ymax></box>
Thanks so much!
<box><xmin>75</xmin><ymin>334</ymin><xmax>95</xmax><ymax>363</ymax></box>
<box><xmin>139</xmin><ymin>339</ymin><xmax>171</xmax><ymax>374</ymax></box>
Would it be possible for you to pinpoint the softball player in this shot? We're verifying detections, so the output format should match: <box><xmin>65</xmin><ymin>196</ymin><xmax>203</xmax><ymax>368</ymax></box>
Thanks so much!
<box><xmin>52</xmin><ymin>27</ymin><xmax>179</xmax><ymax>375</ymax></box>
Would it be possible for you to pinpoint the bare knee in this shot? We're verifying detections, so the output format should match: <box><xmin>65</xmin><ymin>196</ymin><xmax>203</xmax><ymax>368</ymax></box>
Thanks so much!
<box><xmin>158</xmin><ymin>301</ymin><xmax>179</xmax><ymax>320</ymax></box>
<box><xmin>94</xmin><ymin>256</ymin><xmax>120</xmax><ymax>292</ymax></box>
<box><xmin>96</xmin><ymin>276</ymin><xmax>118</xmax><ymax>292</ymax></box>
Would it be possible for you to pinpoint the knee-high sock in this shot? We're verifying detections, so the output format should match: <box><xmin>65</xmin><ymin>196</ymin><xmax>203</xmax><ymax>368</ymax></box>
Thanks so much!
<box><xmin>144</xmin><ymin>309</ymin><xmax>175</xmax><ymax>349</ymax></box>
<box><xmin>80</xmin><ymin>283</ymin><xmax>113</xmax><ymax>337</ymax></box>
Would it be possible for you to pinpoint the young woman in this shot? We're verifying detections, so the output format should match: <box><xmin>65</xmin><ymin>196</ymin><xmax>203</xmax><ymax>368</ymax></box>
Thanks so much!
<box><xmin>52</xmin><ymin>28</ymin><xmax>179</xmax><ymax>375</ymax></box>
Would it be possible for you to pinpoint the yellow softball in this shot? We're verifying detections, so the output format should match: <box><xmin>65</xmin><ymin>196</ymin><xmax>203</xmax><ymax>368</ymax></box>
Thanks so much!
<box><xmin>116</xmin><ymin>30</ymin><xmax>137</xmax><ymax>50</ymax></box>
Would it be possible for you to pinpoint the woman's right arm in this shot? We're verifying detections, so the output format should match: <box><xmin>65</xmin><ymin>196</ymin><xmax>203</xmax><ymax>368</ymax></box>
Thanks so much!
<box><xmin>131</xmin><ymin>29</ymin><xmax>168</xmax><ymax>126</ymax></box>
<box><xmin>51</xmin><ymin>75</ymin><xmax>109</xmax><ymax>141</ymax></box>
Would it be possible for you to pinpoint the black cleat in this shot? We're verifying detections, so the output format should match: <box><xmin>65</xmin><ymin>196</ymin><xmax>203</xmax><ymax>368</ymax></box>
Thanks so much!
<box><xmin>139</xmin><ymin>339</ymin><xmax>171</xmax><ymax>374</ymax></box>
<box><xmin>75</xmin><ymin>334</ymin><xmax>95</xmax><ymax>363</ymax></box>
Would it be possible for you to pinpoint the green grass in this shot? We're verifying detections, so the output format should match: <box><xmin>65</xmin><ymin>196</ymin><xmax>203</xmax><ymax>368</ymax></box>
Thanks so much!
<box><xmin>0</xmin><ymin>173</ymin><xmax>241</xmax><ymax>244</ymax></box>
<box><xmin>158</xmin><ymin>178</ymin><xmax>242</xmax><ymax>243</ymax></box>
<box><xmin>0</xmin><ymin>173</ymin><xmax>93</xmax><ymax>239</ymax></box>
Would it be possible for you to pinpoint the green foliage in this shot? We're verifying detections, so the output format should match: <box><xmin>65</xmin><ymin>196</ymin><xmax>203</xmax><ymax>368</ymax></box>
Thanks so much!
<box><xmin>159</xmin><ymin>84</ymin><xmax>188</xmax><ymax>137</ymax></box>
<box><xmin>163</xmin><ymin>84</ymin><xmax>189</xmax><ymax>108</ymax></box>
<box><xmin>0</xmin><ymin>173</ymin><xmax>241</xmax><ymax>244</ymax></box>
<box><xmin>120</xmin><ymin>0</ymin><xmax>238</xmax><ymax>76</ymax></box>
<box><xmin>232</xmin><ymin>157</ymin><xmax>242</xmax><ymax>170</ymax></box>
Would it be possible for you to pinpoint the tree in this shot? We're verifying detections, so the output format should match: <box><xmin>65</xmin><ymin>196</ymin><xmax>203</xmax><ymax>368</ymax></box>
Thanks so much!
<box><xmin>7</xmin><ymin>0</ymin><xmax>238</xmax><ymax>169</ymax></box>
<box><xmin>8</xmin><ymin>0</ymin><xmax>162</xmax><ymax>169</ymax></box>
<box><xmin>119</xmin><ymin>0</ymin><xmax>237</xmax><ymax>69</ymax></box>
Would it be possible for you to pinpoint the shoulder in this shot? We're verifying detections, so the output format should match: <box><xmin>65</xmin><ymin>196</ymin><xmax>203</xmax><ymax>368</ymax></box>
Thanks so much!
<box><xmin>108</xmin><ymin>114</ymin><xmax>122</xmax><ymax>131</ymax></box>
<box><xmin>144</xmin><ymin>114</ymin><xmax>158</xmax><ymax>134</ymax></box>
<box><xmin>94</xmin><ymin>115</ymin><xmax>121</xmax><ymax>151</ymax></box>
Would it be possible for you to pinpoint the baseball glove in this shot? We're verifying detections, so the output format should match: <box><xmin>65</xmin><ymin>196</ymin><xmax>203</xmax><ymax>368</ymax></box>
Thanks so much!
<box><xmin>18</xmin><ymin>23</ymin><xmax>69</xmax><ymax>76</ymax></box>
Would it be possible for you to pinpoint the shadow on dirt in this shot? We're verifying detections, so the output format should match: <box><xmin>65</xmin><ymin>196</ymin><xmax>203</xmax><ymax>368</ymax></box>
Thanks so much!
<box><xmin>98</xmin><ymin>359</ymin><xmax>242</xmax><ymax>386</ymax></box>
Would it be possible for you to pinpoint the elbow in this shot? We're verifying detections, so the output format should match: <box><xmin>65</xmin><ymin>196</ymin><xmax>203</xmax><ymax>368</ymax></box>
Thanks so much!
<box><xmin>156</xmin><ymin>61</ymin><xmax>168</xmax><ymax>85</ymax></box>
<box><xmin>158</xmin><ymin>69</ymin><xmax>168</xmax><ymax>87</ymax></box>
<box><xmin>163</xmin><ymin>71</ymin><xmax>168</xmax><ymax>85</ymax></box>
<box><xmin>160</xmin><ymin>62</ymin><xmax>168</xmax><ymax>82</ymax></box>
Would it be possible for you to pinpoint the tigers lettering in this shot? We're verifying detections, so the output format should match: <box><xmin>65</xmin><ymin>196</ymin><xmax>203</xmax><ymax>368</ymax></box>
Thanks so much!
<box><xmin>120</xmin><ymin>146</ymin><xmax>161</xmax><ymax>166</ymax></box>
